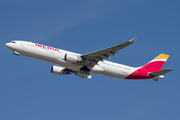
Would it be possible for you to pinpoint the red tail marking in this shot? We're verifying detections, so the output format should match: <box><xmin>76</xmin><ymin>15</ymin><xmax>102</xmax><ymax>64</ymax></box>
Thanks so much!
<box><xmin>125</xmin><ymin>61</ymin><xmax>166</xmax><ymax>79</ymax></box>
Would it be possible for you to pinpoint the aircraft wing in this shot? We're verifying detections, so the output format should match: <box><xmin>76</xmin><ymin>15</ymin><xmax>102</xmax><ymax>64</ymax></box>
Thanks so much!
<box><xmin>81</xmin><ymin>37</ymin><xmax>137</xmax><ymax>67</ymax></box>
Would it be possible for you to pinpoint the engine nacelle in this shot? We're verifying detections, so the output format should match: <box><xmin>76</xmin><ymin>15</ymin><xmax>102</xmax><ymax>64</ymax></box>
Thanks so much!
<box><xmin>51</xmin><ymin>66</ymin><xmax>68</xmax><ymax>75</ymax></box>
<box><xmin>65</xmin><ymin>54</ymin><xmax>82</xmax><ymax>63</ymax></box>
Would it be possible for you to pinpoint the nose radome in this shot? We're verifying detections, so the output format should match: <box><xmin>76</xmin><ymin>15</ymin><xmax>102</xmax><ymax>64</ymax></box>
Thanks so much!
<box><xmin>5</xmin><ymin>43</ymin><xmax>13</xmax><ymax>49</ymax></box>
<box><xmin>5</xmin><ymin>43</ymin><xmax>10</xmax><ymax>47</ymax></box>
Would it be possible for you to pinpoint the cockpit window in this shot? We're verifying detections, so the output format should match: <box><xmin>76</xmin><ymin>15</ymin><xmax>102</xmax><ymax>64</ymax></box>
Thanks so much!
<box><xmin>11</xmin><ymin>41</ymin><xmax>16</xmax><ymax>43</ymax></box>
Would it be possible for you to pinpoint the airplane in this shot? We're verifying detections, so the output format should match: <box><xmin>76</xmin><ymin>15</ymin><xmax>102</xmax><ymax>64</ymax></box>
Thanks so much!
<box><xmin>5</xmin><ymin>38</ymin><xmax>173</xmax><ymax>82</ymax></box>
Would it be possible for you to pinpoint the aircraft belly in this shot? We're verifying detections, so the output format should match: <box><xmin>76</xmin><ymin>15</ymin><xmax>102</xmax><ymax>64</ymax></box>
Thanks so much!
<box><xmin>90</xmin><ymin>65</ymin><xmax>104</xmax><ymax>74</ymax></box>
<box><xmin>103</xmin><ymin>69</ymin><xmax>129</xmax><ymax>79</ymax></box>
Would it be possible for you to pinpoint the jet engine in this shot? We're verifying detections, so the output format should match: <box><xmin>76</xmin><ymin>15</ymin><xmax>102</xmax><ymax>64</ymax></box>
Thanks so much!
<box><xmin>65</xmin><ymin>54</ymin><xmax>83</xmax><ymax>63</ymax></box>
<box><xmin>51</xmin><ymin>66</ymin><xmax>70</xmax><ymax>75</ymax></box>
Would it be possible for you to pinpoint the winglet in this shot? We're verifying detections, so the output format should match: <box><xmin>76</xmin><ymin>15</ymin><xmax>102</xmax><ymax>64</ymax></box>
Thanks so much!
<box><xmin>129</xmin><ymin>37</ymin><xmax>137</xmax><ymax>43</ymax></box>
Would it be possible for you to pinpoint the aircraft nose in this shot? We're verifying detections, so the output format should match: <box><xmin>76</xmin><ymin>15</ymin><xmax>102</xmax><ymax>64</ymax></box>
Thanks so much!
<box><xmin>5</xmin><ymin>43</ymin><xmax>10</xmax><ymax>47</ymax></box>
<box><xmin>5</xmin><ymin>42</ymin><xmax>13</xmax><ymax>50</ymax></box>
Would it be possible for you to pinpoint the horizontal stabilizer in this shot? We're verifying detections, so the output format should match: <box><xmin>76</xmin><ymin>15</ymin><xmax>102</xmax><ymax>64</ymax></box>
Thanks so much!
<box><xmin>149</xmin><ymin>69</ymin><xmax>173</xmax><ymax>76</ymax></box>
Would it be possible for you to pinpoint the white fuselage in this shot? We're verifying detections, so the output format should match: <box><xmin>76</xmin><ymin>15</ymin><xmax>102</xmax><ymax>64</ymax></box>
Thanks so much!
<box><xmin>6</xmin><ymin>41</ymin><xmax>137</xmax><ymax>79</ymax></box>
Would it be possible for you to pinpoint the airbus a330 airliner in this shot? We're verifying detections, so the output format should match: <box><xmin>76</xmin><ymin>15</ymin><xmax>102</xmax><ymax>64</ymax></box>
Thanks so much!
<box><xmin>5</xmin><ymin>38</ymin><xmax>173</xmax><ymax>81</ymax></box>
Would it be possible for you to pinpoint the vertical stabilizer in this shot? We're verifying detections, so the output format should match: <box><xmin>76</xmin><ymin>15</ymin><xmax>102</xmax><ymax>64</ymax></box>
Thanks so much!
<box><xmin>140</xmin><ymin>53</ymin><xmax>169</xmax><ymax>72</ymax></box>
<box><xmin>125</xmin><ymin>53</ymin><xmax>171</xmax><ymax>80</ymax></box>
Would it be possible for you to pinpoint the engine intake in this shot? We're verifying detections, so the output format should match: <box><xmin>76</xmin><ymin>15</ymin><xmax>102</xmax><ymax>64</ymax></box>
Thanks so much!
<box><xmin>51</xmin><ymin>66</ymin><xmax>70</xmax><ymax>75</ymax></box>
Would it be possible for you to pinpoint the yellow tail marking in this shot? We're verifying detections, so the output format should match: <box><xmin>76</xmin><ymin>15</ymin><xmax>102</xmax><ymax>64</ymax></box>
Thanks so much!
<box><xmin>153</xmin><ymin>54</ymin><xmax>169</xmax><ymax>60</ymax></box>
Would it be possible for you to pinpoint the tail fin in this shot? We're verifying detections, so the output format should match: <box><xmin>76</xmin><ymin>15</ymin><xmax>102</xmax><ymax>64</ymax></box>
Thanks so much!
<box><xmin>125</xmin><ymin>53</ymin><xmax>172</xmax><ymax>80</ymax></box>
<box><xmin>140</xmin><ymin>53</ymin><xmax>170</xmax><ymax>72</ymax></box>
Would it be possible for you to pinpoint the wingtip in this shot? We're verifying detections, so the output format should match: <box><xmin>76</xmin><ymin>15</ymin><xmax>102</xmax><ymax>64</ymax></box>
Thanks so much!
<box><xmin>129</xmin><ymin>37</ymin><xmax>137</xmax><ymax>43</ymax></box>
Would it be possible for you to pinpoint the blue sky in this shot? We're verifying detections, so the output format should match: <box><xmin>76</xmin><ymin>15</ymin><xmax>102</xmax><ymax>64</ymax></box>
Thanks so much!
<box><xmin>1</xmin><ymin>0</ymin><xmax>179</xmax><ymax>120</ymax></box>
